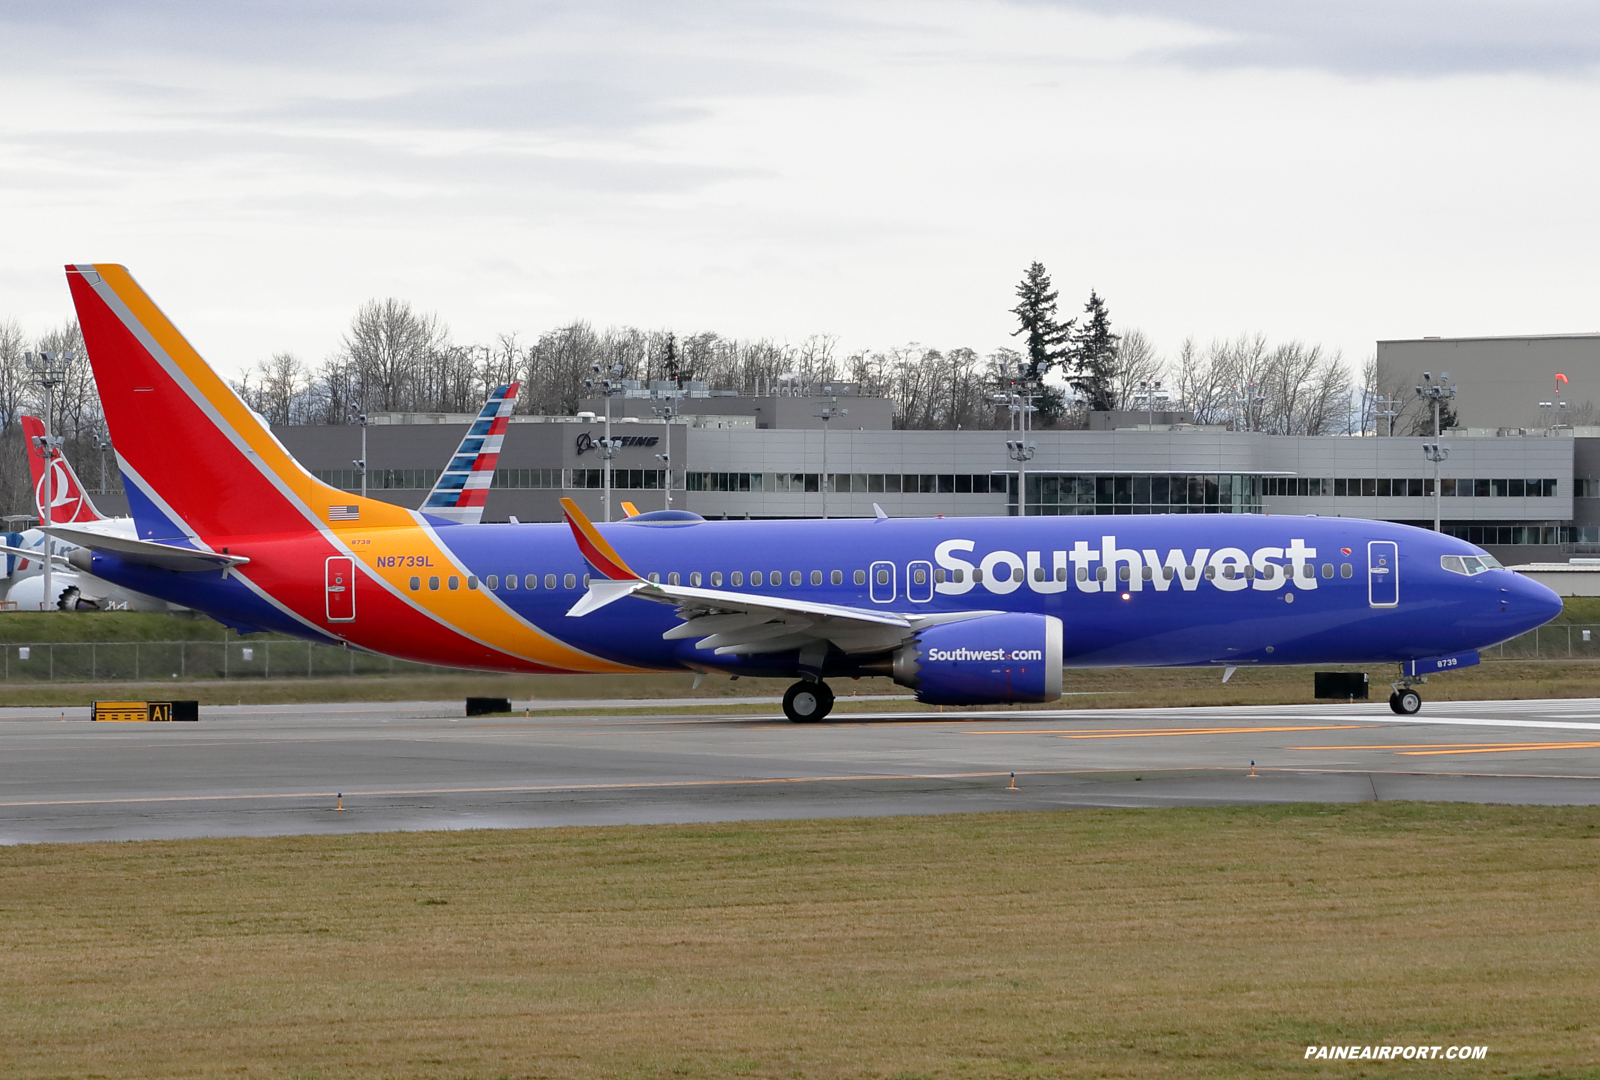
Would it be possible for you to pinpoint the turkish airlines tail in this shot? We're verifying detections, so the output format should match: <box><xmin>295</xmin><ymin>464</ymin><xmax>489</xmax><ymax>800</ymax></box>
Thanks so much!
<box><xmin>420</xmin><ymin>382</ymin><xmax>520</xmax><ymax>524</ymax></box>
<box><xmin>20</xmin><ymin>415</ymin><xmax>105</xmax><ymax>524</ymax></box>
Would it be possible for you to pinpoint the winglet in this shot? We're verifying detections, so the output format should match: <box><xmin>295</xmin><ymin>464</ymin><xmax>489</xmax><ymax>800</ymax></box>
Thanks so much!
<box><xmin>620</xmin><ymin>501</ymin><xmax>640</xmax><ymax>518</ymax></box>
<box><xmin>560</xmin><ymin>497</ymin><xmax>640</xmax><ymax>581</ymax></box>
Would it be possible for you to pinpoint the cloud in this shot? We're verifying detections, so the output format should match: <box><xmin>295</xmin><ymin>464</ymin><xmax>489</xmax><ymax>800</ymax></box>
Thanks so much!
<box><xmin>1042</xmin><ymin>0</ymin><xmax>1600</xmax><ymax>76</ymax></box>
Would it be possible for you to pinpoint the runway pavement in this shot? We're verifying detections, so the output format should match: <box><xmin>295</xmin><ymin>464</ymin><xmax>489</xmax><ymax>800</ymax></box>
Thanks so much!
<box><xmin>4</xmin><ymin>696</ymin><xmax>1600</xmax><ymax>844</ymax></box>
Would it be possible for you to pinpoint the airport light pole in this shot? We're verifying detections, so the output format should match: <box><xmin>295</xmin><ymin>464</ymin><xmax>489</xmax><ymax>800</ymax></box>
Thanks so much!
<box><xmin>349</xmin><ymin>407</ymin><xmax>368</xmax><ymax>498</ymax></box>
<box><xmin>1416</xmin><ymin>371</ymin><xmax>1456</xmax><ymax>534</ymax></box>
<box><xmin>994</xmin><ymin>363</ymin><xmax>1039</xmax><ymax>515</ymax></box>
<box><xmin>652</xmin><ymin>400</ymin><xmax>678</xmax><ymax>510</ymax></box>
<box><xmin>815</xmin><ymin>394</ymin><xmax>847</xmax><ymax>520</ymax></box>
<box><xmin>587</xmin><ymin>364</ymin><xmax>626</xmax><ymax>521</ymax></box>
<box><xmin>93</xmin><ymin>430</ymin><xmax>112</xmax><ymax>494</ymax></box>
<box><xmin>26</xmin><ymin>351</ymin><xmax>68</xmax><ymax>611</ymax></box>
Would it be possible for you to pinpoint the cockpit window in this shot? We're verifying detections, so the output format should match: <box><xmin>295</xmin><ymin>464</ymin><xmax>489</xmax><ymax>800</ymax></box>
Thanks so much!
<box><xmin>1442</xmin><ymin>554</ymin><xmax>1497</xmax><ymax>576</ymax></box>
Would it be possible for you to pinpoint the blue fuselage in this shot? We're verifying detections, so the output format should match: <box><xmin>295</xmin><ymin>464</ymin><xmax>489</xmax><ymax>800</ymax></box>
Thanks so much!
<box><xmin>89</xmin><ymin>512</ymin><xmax>1561</xmax><ymax>676</ymax></box>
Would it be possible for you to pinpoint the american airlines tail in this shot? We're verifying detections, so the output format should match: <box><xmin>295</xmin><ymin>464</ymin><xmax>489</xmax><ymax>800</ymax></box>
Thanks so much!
<box><xmin>20</xmin><ymin>415</ymin><xmax>105</xmax><ymax>524</ymax></box>
<box><xmin>421</xmin><ymin>382</ymin><xmax>520</xmax><ymax>524</ymax></box>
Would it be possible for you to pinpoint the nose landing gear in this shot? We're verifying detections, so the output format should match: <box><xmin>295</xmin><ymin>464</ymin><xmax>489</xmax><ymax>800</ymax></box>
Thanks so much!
<box><xmin>1389</xmin><ymin>686</ymin><xmax>1422</xmax><ymax>714</ymax></box>
<box><xmin>783</xmin><ymin>680</ymin><xmax>835</xmax><ymax>723</ymax></box>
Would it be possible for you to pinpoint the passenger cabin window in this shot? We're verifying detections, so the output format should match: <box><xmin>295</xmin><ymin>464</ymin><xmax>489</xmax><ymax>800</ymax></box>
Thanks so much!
<box><xmin>506</xmin><ymin>575</ymin><xmax>517</xmax><ymax>590</ymax></box>
<box><xmin>712</xmin><ymin>571</ymin><xmax>723</xmax><ymax>586</ymax></box>
<box><xmin>525</xmin><ymin>574</ymin><xmax>538</xmax><ymax>590</ymax></box>
<box><xmin>486</xmin><ymin>574</ymin><xmax>499</xmax><ymax>589</ymax></box>
<box><xmin>791</xmin><ymin>570</ymin><xmax>802</xmax><ymax>586</ymax></box>
<box><xmin>448</xmin><ymin>576</ymin><xmax>460</xmax><ymax>590</ymax></box>
<box><xmin>649</xmin><ymin>572</ymin><xmax>660</xmax><ymax>584</ymax></box>
<box><xmin>690</xmin><ymin>572</ymin><xmax>701</xmax><ymax>586</ymax></box>
<box><xmin>811</xmin><ymin>570</ymin><xmax>822</xmax><ymax>585</ymax></box>
<box><xmin>409</xmin><ymin>576</ymin><xmax>421</xmax><ymax>591</ymax></box>
<box><xmin>732</xmin><ymin>571</ymin><xmax>744</xmax><ymax>586</ymax></box>
<box><xmin>467</xmin><ymin>576</ymin><xmax>477</xmax><ymax>590</ymax></box>
<box><xmin>563</xmin><ymin>573</ymin><xmax>577</xmax><ymax>589</ymax></box>
<box><xmin>544</xmin><ymin>574</ymin><xmax>556</xmax><ymax>589</ymax></box>
<box><xmin>1321</xmin><ymin>563</ymin><xmax>1332</xmax><ymax>578</ymax></box>
<box><xmin>1340</xmin><ymin>563</ymin><xmax>1353</xmax><ymax>578</ymax></box>
<box><xmin>428</xmin><ymin>576</ymin><xmax>440</xmax><ymax>590</ymax></box>
<box><xmin>913</xmin><ymin>567</ymin><xmax>927</xmax><ymax>585</ymax></box>
<box><xmin>853</xmin><ymin>569</ymin><xmax>866</xmax><ymax>585</ymax></box>
<box><xmin>831</xmin><ymin>570</ymin><xmax>843</xmax><ymax>585</ymax></box>
<box><xmin>876</xmin><ymin>568</ymin><xmax>890</xmax><ymax>585</ymax></box>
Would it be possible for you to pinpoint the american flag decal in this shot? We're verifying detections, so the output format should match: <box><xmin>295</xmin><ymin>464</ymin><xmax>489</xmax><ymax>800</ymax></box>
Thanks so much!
<box><xmin>329</xmin><ymin>505</ymin><xmax>359</xmax><ymax>521</ymax></box>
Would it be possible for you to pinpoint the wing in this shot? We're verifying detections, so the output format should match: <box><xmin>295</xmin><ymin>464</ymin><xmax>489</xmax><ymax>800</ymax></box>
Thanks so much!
<box><xmin>557</xmin><ymin>498</ymin><xmax>994</xmax><ymax>657</ymax></box>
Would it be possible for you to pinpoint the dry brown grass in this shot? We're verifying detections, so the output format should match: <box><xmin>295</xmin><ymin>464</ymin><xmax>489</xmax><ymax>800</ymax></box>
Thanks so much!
<box><xmin>2</xmin><ymin>805</ymin><xmax>1598</xmax><ymax>1078</ymax></box>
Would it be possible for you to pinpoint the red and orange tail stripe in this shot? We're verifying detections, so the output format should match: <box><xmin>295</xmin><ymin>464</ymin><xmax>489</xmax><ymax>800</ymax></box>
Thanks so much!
<box><xmin>560</xmin><ymin>498</ymin><xmax>639</xmax><ymax>581</ymax></box>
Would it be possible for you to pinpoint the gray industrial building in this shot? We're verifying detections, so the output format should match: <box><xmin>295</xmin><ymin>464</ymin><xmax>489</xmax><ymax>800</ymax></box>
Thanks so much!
<box><xmin>1377</xmin><ymin>332</ymin><xmax>1600</xmax><ymax>432</ymax></box>
<box><xmin>255</xmin><ymin>377</ymin><xmax>1600</xmax><ymax>566</ymax></box>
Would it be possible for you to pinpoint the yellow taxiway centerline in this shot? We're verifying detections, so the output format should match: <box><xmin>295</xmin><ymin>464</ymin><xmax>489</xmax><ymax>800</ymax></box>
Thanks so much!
<box><xmin>965</xmin><ymin>725</ymin><xmax>1368</xmax><ymax>738</ymax></box>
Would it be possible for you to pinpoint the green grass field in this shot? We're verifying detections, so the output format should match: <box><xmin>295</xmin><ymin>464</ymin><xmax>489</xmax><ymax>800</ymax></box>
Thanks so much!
<box><xmin>2</xmin><ymin>805</ymin><xmax>1597</xmax><ymax>1078</ymax></box>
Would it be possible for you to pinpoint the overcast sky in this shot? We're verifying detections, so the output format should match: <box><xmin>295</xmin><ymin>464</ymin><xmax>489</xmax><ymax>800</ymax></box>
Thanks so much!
<box><xmin>2</xmin><ymin>0</ymin><xmax>1597</xmax><ymax>379</ymax></box>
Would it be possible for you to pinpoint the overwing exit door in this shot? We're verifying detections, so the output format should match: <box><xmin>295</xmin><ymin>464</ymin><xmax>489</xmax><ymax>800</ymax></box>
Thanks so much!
<box><xmin>1368</xmin><ymin>541</ymin><xmax>1398</xmax><ymax>608</ymax></box>
<box><xmin>326</xmin><ymin>556</ymin><xmax>356</xmax><ymax>622</ymax></box>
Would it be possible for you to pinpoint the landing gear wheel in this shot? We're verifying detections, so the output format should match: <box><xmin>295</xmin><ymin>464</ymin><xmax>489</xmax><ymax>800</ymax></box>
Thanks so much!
<box><xmin>783</xmin><ymin>680</ymin><xmax>834</xmax><ymax>723</ymax></box>
<box><xmin>1389</xmin><ymin>689</ymin><xmax>1422</xmax><ymax>715</ymax></box>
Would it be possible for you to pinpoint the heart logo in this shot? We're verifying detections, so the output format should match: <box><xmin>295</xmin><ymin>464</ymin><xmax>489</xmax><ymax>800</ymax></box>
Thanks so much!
<box><xmin>1340</xmin><ymin>547</ymin><xmax>1351</xmax><ymax>555</ymax></box>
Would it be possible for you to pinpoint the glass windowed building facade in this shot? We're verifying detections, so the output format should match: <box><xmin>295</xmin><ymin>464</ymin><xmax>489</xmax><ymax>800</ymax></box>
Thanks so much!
<box><xmin>255</xmin><ymin>417</ymin><xmax>1599</xmax><ymax>565</ymax></box>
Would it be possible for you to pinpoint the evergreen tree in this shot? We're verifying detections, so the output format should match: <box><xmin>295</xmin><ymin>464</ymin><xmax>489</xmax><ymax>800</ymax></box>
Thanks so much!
<box><xmin>1069</xmin><ymin>290</ymin><xmax>1118</xmax><ymax>413</ymax></box>
<box><xmin>662</xmin><ymin>331</ymin><xmax>682</xmax><ymax>386</ymax></box>
<box><xmin>1008</xmin><ymin>262</ymin><xmax>1073</xmax><ymax>424</ymax></box>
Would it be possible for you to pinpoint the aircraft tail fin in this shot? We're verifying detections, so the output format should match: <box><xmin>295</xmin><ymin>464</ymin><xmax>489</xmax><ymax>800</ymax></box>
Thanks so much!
<box><xmin>64</xmin><ymin>264</ymin><xmax>413</xmax><ymax>544</ymax></box>
<box><xmin>20</xmin><ymin>415</ymin><xmax>105</xmax><ymax>524</ymax></box>
<box><xmin>420</xmin><ymin>382</ymin><xmax>520</xmax><ymax>524</ymax></box>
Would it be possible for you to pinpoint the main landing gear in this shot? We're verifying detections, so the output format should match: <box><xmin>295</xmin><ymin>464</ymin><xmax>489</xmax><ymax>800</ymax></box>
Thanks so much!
<box><xmin>783</xmin><ymin>680</ymin><xmax>835</xmax><ymax>723</ymax></box>
<box><xmin>1389</xmin><ymin>686</ymin><xmax>1422</xmax><ymax>715</ymax></box>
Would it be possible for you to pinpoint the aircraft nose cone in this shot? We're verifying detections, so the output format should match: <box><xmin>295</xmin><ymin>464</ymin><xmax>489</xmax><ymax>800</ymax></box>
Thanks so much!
<box><xmin>1505</xmin><ymin>571</ymin><xmax>1563</xmax><ymax>633</ymax></box>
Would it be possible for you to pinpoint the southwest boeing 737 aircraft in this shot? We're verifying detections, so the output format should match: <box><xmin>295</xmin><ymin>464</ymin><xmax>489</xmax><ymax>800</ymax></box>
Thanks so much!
<box><xmin>55</xmin><ymin>265</ymin><xmax>1561</xmax><ymax>721</ymax></box>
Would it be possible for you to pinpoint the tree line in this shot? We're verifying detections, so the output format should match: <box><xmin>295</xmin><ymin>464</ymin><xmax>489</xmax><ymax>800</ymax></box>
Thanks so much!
<box><xmin>231</xmin><ymin>265</ymin><xmax>1369</xmax><ymax>437</ymax></box>
<box><xmin>0</xmin><ymin>263</ymin><xmax>1391</xmax><ymax>518</ymax></box>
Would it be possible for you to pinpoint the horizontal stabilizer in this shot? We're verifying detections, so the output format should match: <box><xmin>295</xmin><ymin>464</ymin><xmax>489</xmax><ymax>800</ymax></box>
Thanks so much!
<box><xmin>0</xmin><ymin>543</ymin><xmax>70</xmax><ymax>567</ymax></box>
<box><xmin>43</xmin><ymin>525</ymin><xmax>250</xmax><ymax>572</ymax></box>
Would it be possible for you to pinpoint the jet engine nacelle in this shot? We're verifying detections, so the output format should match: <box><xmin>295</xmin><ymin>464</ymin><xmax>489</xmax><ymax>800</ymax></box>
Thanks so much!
<box><xmin>892</xmin><ymin>613</ymin><xmax>1063</xmax><ymax>706</ymax></box>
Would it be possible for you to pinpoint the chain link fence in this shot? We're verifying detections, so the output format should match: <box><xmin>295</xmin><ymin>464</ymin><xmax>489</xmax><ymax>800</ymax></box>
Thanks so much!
<box><xmin>0</xmin><ymin>641</ymin><xmax>470</xmax><ymax>682</ymax></box>
<box><xmin>3</xmin><ymin>626</ymin><xmax>1598</xmax><ymax>682</ymax></box>
<box><xmin>1487</xmin><ymin>625</ymin><xmax>1600</xmax><ymax>660</ymax></box>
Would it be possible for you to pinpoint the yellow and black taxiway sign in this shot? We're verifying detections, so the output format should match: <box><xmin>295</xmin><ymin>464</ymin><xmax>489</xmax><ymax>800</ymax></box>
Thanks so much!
<box><xmin>91</xmin><ymin>701</ymin><xmax>199</xmax><ymax>722</ymax></box>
